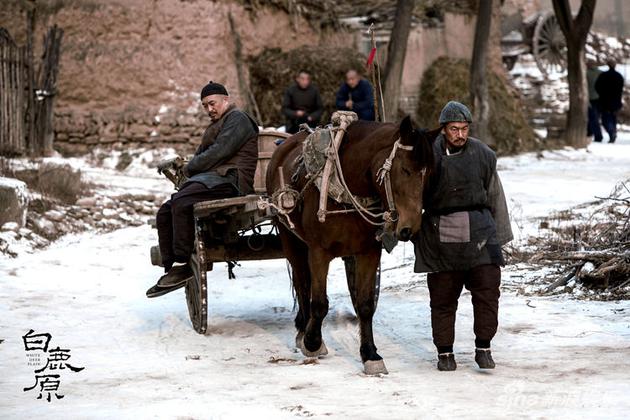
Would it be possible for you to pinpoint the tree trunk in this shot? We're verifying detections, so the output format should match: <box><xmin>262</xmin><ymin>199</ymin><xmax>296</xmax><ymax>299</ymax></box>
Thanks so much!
<box><xmin>551</xmin><ymin>0</ymin><xmax>596</xmax><ymax>148</ymax></box>
<box><xmin>470</xmin><ymin>0</ymin><xmax>493</xmax><ymax>146</ymax></box>
<box><xmin>382</xmin><ymin>0</ymin><xmax>414</xmax><ymax>122</ymax></box>
<box><xmin>564</xmin><ymin>41</ymin><xmax>589</xmax><ymax>148</ymax></box>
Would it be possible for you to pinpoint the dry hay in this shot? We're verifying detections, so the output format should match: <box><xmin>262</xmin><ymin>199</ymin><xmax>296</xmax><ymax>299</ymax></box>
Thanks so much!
<box><xmin>415</xmin><ymin>57</ymin><xmax>540</xmax><ymax>156</ymax></box>
<box><xmin>249</xmin><ymin>46</ymin><xmax>366</xmax><ymax>127</ymax></box>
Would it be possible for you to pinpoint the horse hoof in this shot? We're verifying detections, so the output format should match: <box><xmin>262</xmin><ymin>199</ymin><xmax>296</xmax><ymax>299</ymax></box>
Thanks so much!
<box><xmin>299</xmin><ymin>336</ymin><xmax>328</xmax><ymax>358</ymax></box>
<box><xmin>295</xmin><ymin>332</ymin><xmax>304</xmax><ymax>350</ymax></box>
<box><xmin>363</xmin><ymin>359</ymin><xmax>388</xmax><ymax>375</ymax></box>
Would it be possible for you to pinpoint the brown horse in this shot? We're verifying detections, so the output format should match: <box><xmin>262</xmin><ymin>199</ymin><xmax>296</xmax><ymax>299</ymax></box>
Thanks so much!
<box><xmin>266</xmin><ymin>116</ymin><xmax>439</xmax><ymax>375</ymax></box>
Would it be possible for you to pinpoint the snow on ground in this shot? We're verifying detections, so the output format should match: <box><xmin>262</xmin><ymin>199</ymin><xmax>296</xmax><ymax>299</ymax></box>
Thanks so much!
<box><xmin>1</xmin><ymin>134</ymin><xmax>630</xmax><ymax>419</ymax></box>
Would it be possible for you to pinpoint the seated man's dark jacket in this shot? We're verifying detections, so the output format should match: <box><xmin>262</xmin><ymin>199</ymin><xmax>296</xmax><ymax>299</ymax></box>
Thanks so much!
<box><xmin>335</xmin><ymin>79</ymin><xmax>375</xmax><ymax>121</ymax></box>
<box><xmin>184</xmin><ymin>105</ymin><xmax>259</xmax><ymax>195</ymax></box>
<box><xmin>282</xmin><ymin>83</ymin><xmax>324</xmax><ymax>133</ymax></box>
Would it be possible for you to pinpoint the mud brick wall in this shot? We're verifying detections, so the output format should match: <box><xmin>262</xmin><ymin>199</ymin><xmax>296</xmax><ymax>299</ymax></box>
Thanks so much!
<box><xmin>53</xmin><ymin>109</ymin><xmax>210</xmax><ymax>155</ymax></box>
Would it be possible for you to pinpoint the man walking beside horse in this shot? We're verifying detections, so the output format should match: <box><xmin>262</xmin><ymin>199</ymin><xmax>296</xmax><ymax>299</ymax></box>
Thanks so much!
<box><xmin>146</xmin><ymin>82</ymin><xmax>259</xmax><ymax>298</ymax></box>
<box><xmin>414</xmin><ymin>101</ymin><xmax>513</xmax><ymax>371</ymax></box>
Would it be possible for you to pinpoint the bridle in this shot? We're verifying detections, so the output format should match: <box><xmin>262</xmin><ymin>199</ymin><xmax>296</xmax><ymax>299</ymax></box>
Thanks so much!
<box><xmin>262</xmin><ymin>133</ymin><xmax>425</xmax><ymax>239</ymax></box>
<box><xmin>375</xmin><ymin>138</ymin><xmax>421</xmax><ymax>223</ymax></box>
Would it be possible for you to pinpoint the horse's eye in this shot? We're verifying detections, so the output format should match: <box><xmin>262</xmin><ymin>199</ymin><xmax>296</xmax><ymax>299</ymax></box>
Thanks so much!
<box><xmin>402</xmin><ymin>167</ymin><xmax>411</xmax><ymax>176</ymax></box>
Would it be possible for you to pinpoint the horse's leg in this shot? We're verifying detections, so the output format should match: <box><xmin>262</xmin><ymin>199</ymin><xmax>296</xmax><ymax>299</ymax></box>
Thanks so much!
<box><xmin>301</xmin><ymin>247</ymin><xmax>332</xmax><ymax>357</ymax></box>
<box><xmin>354</xmin><ymin>248</ymin><xmax>388</xmax><ymax>375</ymax></box>
<box><xmin>278</xmin><ymin>226</ymin><xmax>311</xmax><ymax>349</ymax></box>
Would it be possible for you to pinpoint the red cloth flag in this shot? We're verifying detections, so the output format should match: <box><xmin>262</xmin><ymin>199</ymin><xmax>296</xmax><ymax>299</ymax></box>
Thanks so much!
<box><xmin>366</xmin><ymin>47</ymin><xmax>377</xmax><ymax>69</ymax></box>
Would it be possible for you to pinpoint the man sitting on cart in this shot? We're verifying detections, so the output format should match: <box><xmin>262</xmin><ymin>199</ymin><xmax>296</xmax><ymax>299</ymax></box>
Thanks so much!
<box><xmin>146</xmin><ymin>81</ymin><xmax>259</xmax><ymax>298</ymax></box>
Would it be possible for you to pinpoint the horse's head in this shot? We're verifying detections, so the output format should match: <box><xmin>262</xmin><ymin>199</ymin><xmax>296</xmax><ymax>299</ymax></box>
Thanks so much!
<box><xmin>388</xmin><ymin>116</ymin><xmax>439</xmax><ymax>241</ymax></box>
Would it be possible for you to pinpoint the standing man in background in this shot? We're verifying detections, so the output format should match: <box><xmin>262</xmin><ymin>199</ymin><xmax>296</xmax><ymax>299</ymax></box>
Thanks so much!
<box><xmin>335</xmin><ymin>69</ymin><xmax>375</xmax><ymax>121</ymax></box>
<box><xmin>595</xmin><ymin>60</ymin><xmax>625</xmax><ymax>143</ymax></box>
<box><xmin>282</xmin><ymin>70</ymin><xmax>323</xmax><ymax>134</ymax></box>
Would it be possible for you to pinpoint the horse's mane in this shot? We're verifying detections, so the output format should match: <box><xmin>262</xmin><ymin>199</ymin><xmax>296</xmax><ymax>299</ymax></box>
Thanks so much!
<box><xmin>346</xmin><ymin>120</ymin><xmax>435</xmax><ymax>172</ymax></box>
<box><xmin>411</xmin><ymin>128</ymin><xmax>436</xmax><ymax>172</ymax></box>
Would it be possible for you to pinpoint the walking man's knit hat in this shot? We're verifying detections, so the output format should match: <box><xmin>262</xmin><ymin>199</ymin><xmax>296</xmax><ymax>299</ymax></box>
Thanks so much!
<box><xmin>439</xmin><ymin>101</ymin><xmax>473</xmax><ymax>125</ymax></box>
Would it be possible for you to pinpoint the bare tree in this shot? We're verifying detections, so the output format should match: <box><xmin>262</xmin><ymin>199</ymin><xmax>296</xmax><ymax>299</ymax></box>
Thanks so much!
<box><xmin>552</xmin><ymin>0</ymin><xmax>597</xmax><ymax>148</ymax></box>
<box><xmin>382</xmin><ymin>0</ymin><xmax>414</xmax><ymax>122</ymax></box>
<box><xmin>469</xmin><ymin>0</ymin><xmax>493</xmax><ymax>146</ymax></box>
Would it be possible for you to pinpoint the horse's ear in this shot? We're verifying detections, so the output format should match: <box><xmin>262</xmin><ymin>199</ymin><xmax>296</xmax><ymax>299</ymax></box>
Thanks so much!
<box><xmin>399</xmin><ymin>115</ymin><xmax>414</xmax><ymax>145</ymax></box>
<box><xmin>426</xmin><ymin>126</ymin><xmax>442</xmax><ymax>143</ymax></box>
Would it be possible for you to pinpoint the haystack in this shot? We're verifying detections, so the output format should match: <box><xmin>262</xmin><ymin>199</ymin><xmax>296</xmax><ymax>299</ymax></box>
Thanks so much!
<box><xmin>249</xmin><ymin>46</ymin><xmax>366</xmax><ymax>127</ymax></box>
<box><xmin>415</xmin><ymin>57</ymin><xmax>539</xmax><ymax>155</ymax></box>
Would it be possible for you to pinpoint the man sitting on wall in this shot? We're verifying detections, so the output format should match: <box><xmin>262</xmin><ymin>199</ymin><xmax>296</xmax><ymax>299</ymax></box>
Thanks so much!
<box><xmin>282</xmin><ymin>69</ymin><xmax>324</xmax><ymax>134</ymax></box>
<box><xmin>335</xmin><ymin>69</ymin><xmax>375</xmax><ymax>121</ymax></box>
<box><xmin>146</xmin><ymin>82</ymin><xmax>259</xmax><ymax>298</ymax></box>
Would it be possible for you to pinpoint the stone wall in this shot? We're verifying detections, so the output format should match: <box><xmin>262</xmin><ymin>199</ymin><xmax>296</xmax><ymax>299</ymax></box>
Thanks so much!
<box><xmin>53</xmin><ymin>108</ymin><xmax>208</xmax><ymax>155</ymax></box>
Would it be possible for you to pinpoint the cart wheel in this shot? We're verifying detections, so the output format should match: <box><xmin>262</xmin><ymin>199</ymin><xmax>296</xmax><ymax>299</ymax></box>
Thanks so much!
<box><xmin>344</xmin><ymin>256</ymin><xmax>381</xmax><ymax>314</ymax></box>
<box><xmin>533</xmin><ymin>12</ymin><xmax>566</xmax><ymax>75</ymax></box>
<box><xmin>186</xmin><ymin>228</ymin><xmax>208</xmax><ymax>334</ymax></box>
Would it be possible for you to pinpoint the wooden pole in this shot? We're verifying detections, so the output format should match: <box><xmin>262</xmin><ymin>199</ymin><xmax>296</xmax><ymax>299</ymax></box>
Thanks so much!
<box><xmin>26</xmin><ymin>4</ymin><xmax>36</xmax><ymax>155</ymax></box>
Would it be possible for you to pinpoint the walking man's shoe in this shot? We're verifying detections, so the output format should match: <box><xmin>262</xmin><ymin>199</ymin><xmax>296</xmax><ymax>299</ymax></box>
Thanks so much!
<box><xmin>475</xmin><ymin>348</ymin><xmax>496</xmax><ymax>369</ymax></box>
<box><xmin>437</xmin><ymin>352</ymin><xmax>457</xmax><ymax>371</ymax></box>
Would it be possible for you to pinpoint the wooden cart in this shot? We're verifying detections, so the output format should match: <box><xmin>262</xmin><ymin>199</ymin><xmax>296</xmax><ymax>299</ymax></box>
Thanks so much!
<box><xmin>150</xmin><ymin>130</ymin><xmax>381</xmax><ymax>334</ymax></box>
<box><xmin>501</xmin><ymin>11</ymin><xmax>567</xmax><ymax>75</ymax></box>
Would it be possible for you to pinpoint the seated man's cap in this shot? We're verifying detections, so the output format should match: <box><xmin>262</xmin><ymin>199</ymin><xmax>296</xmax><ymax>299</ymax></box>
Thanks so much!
<box><xmin>439</xmin><ymin>101</ymin><xmax>473</xmax><ymax>124</ymax></box>
<box><xmin>200</xmin><ymin>81</ymin><xmax>229</xmax><ymax>100</ymax></box>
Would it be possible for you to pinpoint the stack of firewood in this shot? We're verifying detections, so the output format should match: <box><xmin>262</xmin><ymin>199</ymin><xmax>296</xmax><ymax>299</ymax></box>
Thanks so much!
<box><xmin>514</xmin><ymin>180</ymin><xmax>630</xmax><ymax>297</ymax></box>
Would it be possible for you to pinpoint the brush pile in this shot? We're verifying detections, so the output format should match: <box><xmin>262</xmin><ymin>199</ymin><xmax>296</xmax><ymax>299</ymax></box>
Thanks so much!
<box><xmin>513</xmin><ymin>180</ymin><xmax>630</xmax><ymax>299</ymax></box>
<box><xmin>249</xmin><ymin>46</ymin><xmax>366</xmax><ymax>127</ymax></box>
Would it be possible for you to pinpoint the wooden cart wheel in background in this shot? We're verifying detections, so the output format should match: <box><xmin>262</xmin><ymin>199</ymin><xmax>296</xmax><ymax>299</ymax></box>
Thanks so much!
<box><xmin>532</xmin><ymin>12</ymin><xmax>567</xmax><ymax>76</ymax></box>
<box><xmin>186</xmin><ymin>222</ymin><xmax>208</xmax><ymax>334</ymax></box>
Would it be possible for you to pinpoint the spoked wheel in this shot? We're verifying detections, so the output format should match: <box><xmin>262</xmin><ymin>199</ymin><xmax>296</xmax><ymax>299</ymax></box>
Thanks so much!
<box><xmin>532</xmin><ymin>12</ymin><xmax>567</xmax><ymax>76</ymax></box>
<box><xmin>343</xmin><ymin>256</ymin><xmax>381</xmax><ymax>314</ymax></box>
<box><xmin>186</xmin><ymin>232</ymin><xmax>208</xmax><ymax>334</ymax></box>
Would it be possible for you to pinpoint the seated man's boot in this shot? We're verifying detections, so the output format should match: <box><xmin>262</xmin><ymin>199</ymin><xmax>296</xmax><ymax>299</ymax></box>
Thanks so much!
<box><xmin>475</xmin><ymin>348</ymin><xmax>496</xmax><ymax>369</ymax></box>
<box><xmin>157</xmin><ymin>263</ymin><xmax>193</xmax><ymax>287</ymax></box>
<box><xmin>146</xmin><ymin>264</ymin><xmax>193</xmax><ymax>299</ymax></box>
<box><xmin>437</xmin><ymin>353</ymin><xmax>457</xmax><ymax>371</ymax></box>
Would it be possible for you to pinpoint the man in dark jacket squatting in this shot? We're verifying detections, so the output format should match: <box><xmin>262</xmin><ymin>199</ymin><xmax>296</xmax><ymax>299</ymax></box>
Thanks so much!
<box><xmin>146</xmin><ymin>82</ymin><xmax>259</xmax><ymax>298</ymax></box>
<box><xmin>413</xmin><ymin>101</ymin><xmax>513</xmax><ymax>371</ymax></box>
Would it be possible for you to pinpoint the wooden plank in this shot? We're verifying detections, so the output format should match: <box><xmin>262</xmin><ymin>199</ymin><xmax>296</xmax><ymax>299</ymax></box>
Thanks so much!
<box><xmin>204</xmin><ymin>234</ymin><xmax>285</xmax><ymax>262</ymax></box>
<box><xmin>1</xmin><ymin>45</ymin><xmax>5</xmax><ymax>151</ymax></box>
<box><xmin>1</xmin><ymin>44</ymin><xmax>6</xmax><ymax>152</ymax></box>
<box><xmin>193</xmin><ymin>194</ymin><xmax>263</xmax><ymax>218</ymax></box>
<box><xmin>0</xmin><ymin>41</ymin><xmax>27</xmax><ymax>155</ymax></box>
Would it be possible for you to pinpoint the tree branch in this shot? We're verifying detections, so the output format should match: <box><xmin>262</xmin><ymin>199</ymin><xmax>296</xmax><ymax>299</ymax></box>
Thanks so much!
<box><xmin>552</xmin><ymin>0</ymin><xmax>573</xmax><ymax>39</ymax></box>
<box><xmin>575</xmin><ymin>0</ymin><xmax>597</xmax><ymax>41</ymax></box>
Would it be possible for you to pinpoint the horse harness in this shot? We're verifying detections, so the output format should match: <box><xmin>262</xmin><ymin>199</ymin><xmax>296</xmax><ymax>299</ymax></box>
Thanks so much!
<box><xmin>260</xmin><ymin>117</ymin><xmax>421</xmax><ymax>243</ymax></box>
